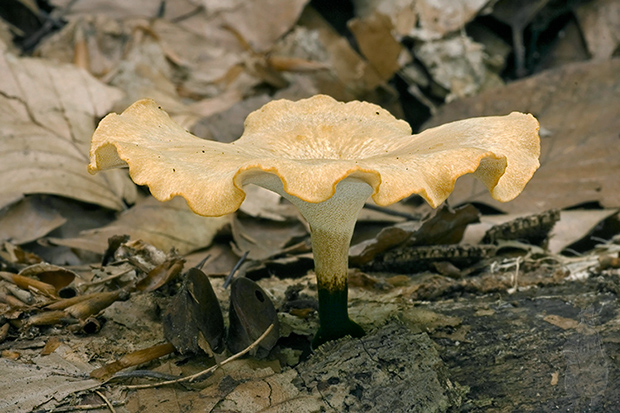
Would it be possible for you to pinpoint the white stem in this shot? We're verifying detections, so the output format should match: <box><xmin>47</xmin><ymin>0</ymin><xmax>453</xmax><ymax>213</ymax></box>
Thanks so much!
<box><xmin>246</xmin><ymin>176</ymin><xmax>373</xmax><ymax>291</ymax></box>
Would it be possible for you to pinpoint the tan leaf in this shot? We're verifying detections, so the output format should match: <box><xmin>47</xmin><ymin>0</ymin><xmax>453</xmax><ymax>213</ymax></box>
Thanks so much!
<box><xmin>547</xmin><ymin>210</ymin><xmax>619</xmax><ymax>254</ymax></box>
<box><xmin>232</xmin><ymin>215</ymin><xmax>307</xmax><ymax>261</ymax></box>
<box><xmin>36</xmin><ymin>16</ymin><xmax>244</xmax><ymax>126</ymax></box>
<box><xmin>297</xmin><ymin>9</ymin><xmax>385</xmax><ymax>100</ymax></box>
<box><xmin>0</xmin><ymin>354</ymin><xmax>99</xmax><ymax>412</ymax></box>
<box><xmin>215</xmin><ymin>0</ymin><xmax>310</xmax><ymax>53</ymax></box>
<box><xmin>49</xmin><ymin>0</ymin><xmax>198</xmax><ymax>19</ymax></box>
<box><xmin>575</xmin><ymin>0</ymin><xmax>620</xmax><ymax>61</ymax></box>
<box><xmin>49</xmin><ymin>196</ymin><xmax>230</xmax><ymax>255</ymax></box>
<box><xmin>0</xmin><ymin>50</ymin><xmax>135</xmax><ymax>210</ymax></box>
<box><xmin>0</xmin><ymin>197</ymin><xmax>66</xmax><ymax>244</ymax></box>
<box><xmin>348</xmin><ymin>11</ymin><xmax>407</xmax><ymax>81</ymax></box>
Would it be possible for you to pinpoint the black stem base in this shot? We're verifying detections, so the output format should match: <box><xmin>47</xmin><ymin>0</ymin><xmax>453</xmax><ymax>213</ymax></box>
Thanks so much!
<box><xmin>312</xmin><ymin>287</ymin><xmax>365</xmax><ymax>349</ymax></box>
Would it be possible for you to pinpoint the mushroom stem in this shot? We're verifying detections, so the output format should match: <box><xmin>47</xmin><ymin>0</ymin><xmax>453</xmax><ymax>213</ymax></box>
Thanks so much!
<box><xmin>311</xmin><ymin>227</ymin><xmax>365</xmax><ymax>347</ymax></box>
<box><xmin>250</xmin><ymin>176</ymin><xmax>373</xmax><ymax>347</ymax></box>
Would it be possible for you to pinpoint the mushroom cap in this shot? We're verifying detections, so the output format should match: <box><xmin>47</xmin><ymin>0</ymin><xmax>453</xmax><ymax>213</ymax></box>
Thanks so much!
<box><xmin>89</xmin><ymin>95</ymin><xmax>540</xmax><ymax>216</ymax></box>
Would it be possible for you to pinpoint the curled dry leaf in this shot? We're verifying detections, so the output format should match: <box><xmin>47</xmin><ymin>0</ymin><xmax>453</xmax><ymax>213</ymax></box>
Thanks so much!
<box><xmin>227</xmin><ymin>278</ymin><xmax>280</xmax><ymax>358</ymax></box>
<box><xmin>0</xmin><ymin>50</ymin><xmax>135</xmax><ymax>211</ymax></box>
<box><xmin>135</xmin><ymin>257</ymin><xmax>185</xmax><ymax>292</ymax></box>
<box><xmin>163</xmin><ymin>268</ymin><xmax>225</xmax><ymax>355</ymax></box>
<box><xmin>0</xmin><ymin>271</ymin><xmax>57</xmax><ymax>297</ymax></box>
<box><xmin>89</xmin><ymin>342</ymin><xmax>176</xmax><ymax>381</ymax></box>
<box><xmin>19</xmin><ymin>263</ymin><xmax>77</xmax><ymax>291</ymax></box>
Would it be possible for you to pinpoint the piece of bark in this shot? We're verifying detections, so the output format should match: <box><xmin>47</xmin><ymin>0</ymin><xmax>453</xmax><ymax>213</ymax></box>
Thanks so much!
<box><xmin>295</xmin><ymin>322</ymin><xmax>465</xmax><ymax>412</ymax></box>
<box><xmin>366</xmin><ymin>244</ymin><xmax>496</xmax><ymax>274</ymax></box>
<box><xmin>482</xmin><ymin>209</ymin><xmax>560</xmax><ymax>246</ymax></box>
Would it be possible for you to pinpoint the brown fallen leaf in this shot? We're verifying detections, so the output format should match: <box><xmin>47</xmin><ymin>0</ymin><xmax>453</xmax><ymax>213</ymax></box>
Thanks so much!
<box><xmin>135</xmin><ymin>257</ymin><xmax>185</xmax><ymax>292</ymax></box>
<box><xmin>227</xmin><ymin>278</ymin><xmax>280</xmax><ymax>358</ymax></box>
<box><xmin>0</xmin><ymin>323</ymin><xmax>9</xmax><ymax>344</ymax></box>
<box><xmin>548</xmin><ymin>210</ymin><xmax>619</xmax><ymax>254</ymax></box>
<box><xmin>38</xmin><ymin>14</ymin><xmax>244</xmax><ymax>130</ymax></box>
<box><xmin>163</xmin><ymin>268</ymin><xmax>225</xmax><ymax>355</ymax></box>
<box><xmin>216</xmin><ymin>0</ymin><xmax>310</xmax><ymax>53</ymax></box>
<box><xmin>0</xmin><ymin>355</ymin><xmax>100</xmax><ymax>412</ymax></box>
<box><xmin>0</xmin><ymin>49</ymin><xmax>135</xmax><ymax>211</ymax></box>
<box><xmin>48</xmin><ymin>196</ymin><xmax>230</xmax><ymax>255</ymax></box>
<box><xmin>64</xmin><ymin>289</ymin><xmax>129</xmax><ymax>319</ymax></box>
<box><xmin>295</xmin><ymin>8</ymin><xmax>385</xmax><ymax>101</ymax></box>
<box><xmin>575</xmin><ymin>0</ymin><xmax>620</xmax><ymax>61</ymax></box>
<box><xmin>350</xmin><ymin>204</ymin><xmax>479</xmax><ymax>266</ymax></box>
<box><xmin>0</xmin><ymin>271</ymin><xmax>56</xmax><ymax>297</ymax></box>
<box><xmin>0</xmin><ymin>197</ymin><xmax>66</xmax><ymax>244</ymax></box>
<box><xmin>231</xmin><ymin>214</ymin><xmax>307</xmax><ymax>261</ymax></box>
<box><xmin>19</xmin><ymin>263</ymin><xmax>77</xmax><ymax>291</ymax></box>
<box><xmin>348</xmin><ymin>11</ymin><xmax>407</xmax><ymax>81</ymax></box>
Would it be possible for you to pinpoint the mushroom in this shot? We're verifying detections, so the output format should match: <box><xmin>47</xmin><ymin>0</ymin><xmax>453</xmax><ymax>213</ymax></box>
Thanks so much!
<box><xmin>89</xmin><ymin>95</ymin><xmax>540</xmax><ymax>347</ymax></box>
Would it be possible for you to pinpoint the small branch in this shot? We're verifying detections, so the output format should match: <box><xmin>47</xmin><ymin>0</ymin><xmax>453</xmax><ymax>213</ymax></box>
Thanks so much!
<box><xmin>223</xmin><ymin>251</ymin><xmax>249</xmax><ymax>289</ymax></box>
<box><xmin>34</xmin><ymin>400</ymin><xmax>126</xmax><ymax>412</ymax></box>
<box><xmin>94</xmin><ymin>390</ymin><xmax>115</xmax><ymax>413</ymax></box>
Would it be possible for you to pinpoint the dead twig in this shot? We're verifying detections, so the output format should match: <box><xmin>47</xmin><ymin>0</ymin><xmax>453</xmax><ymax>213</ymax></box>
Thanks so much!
<box><xmin>94</xmin><ymin>390</ymin><xmax>115</xmax><ymax>413</ymax></box>
<box><xmin>223</xmin><ymin>251</ymin><xmax>249</xmax><ymax>289</ymax></box>
<box><xmin>124</xmin><ymin>323</ymin><xmax>275</xmax><ymax>389</ymax></box>
<box><xmin>90</xmin><ymin>342</ymin><xmax>176</xmax><ymax>380</ymax></box>
<box><xmin>37</xmin><ymin>400</ymin><xmax>126</xmax><ymax>412</ymax></box>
